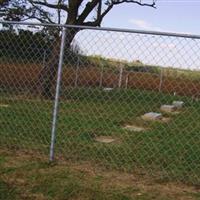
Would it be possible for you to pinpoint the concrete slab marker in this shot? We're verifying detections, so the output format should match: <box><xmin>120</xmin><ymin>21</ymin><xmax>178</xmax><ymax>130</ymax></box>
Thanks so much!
<box><xmin>141</xmin><ymin>112</ymin><xmax>163</xmax><ymax>121</ymax></box>
<box><xmin>173</xmin><ymin>101</ymin><xmax>184</xmax><ymax>109</ymax></box>
<box><xmin>160</xmin><ymin>105</ymin><xmax>177</xmax><ymax>113</ymax></box>
<box><xmin>103</xmin><ymin>88</ymin><xmax>113</xmax><ymax>92</ymax></box>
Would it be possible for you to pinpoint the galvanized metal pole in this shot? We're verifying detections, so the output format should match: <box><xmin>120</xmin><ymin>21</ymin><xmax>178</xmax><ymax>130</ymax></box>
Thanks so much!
<box><xmin>50</xmin><ymin>27</ymin><xmax>67</xmax><ymax>162</ymax></box>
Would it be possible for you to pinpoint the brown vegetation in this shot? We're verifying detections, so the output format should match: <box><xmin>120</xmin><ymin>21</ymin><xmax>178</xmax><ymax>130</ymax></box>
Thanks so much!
<box><xmin>1</xmin><ymin>62</ymin><xmax>200</xmax><ymax>97</ymax></box>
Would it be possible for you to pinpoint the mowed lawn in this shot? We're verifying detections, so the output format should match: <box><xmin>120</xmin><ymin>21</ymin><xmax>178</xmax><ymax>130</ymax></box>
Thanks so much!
<box><xmin>1</xmin><ymin>88</ymin><xmax>200</xmax><ymax>185</ymax></box>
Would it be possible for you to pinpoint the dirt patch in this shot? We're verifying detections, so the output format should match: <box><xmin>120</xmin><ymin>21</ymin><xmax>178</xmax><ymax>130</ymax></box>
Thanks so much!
<box><xmin>67</xmin><ymin>162</ymin><xmax>200</xmax><ymax>200</ymax></box>
<box><xmin>161</xmin><ymin>117</ymin><xmax>171</xmax><ymax>123</ymax></box>
<box><xmin>1</xmin><ymin>149</ymin><xmax>200</xmax><ymax>200</ymax></box>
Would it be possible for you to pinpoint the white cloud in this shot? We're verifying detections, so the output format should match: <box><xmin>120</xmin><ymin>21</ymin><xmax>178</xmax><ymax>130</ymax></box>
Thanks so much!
<box><xmin>152</xmin><ymin>42</ymin><xmax>176</xmax><ymax>49</ymax></box>
<box><xmin>129</xmin><ymin>19</ymin><xmax>162</xmax><ymax>31</ymax></box>
<box><xmin>129</xmin><ymin>19</ymin><xmax>193</xmax><ymax>35</ymax></box>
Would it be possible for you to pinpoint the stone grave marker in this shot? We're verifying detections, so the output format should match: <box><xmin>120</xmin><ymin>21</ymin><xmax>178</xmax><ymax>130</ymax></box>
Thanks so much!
<box><xmin>160</xmin><ymin>105</ymin><xmax>177</xmax><ymax>113</ymax></box>
<box><xmin>173</xmin><ymin>101</ymin><xmax>184</xmax><ymax>109</ymax></box>
<box><xmin>141</xmin><ymin>112</ymin><xmax>163</xmax><ymax>121</ymax></box>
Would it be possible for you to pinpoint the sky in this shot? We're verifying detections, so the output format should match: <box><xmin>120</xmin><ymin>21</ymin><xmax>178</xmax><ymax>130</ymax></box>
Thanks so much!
<box><xmin>2</xmin><ymin>1</ymin><xmax>200</xmax><ymax>70</ymax></box>
<box><xmin>101</xmin><ymin>1</ymin><xmax>200</xmax><ymax>35</ymax></box>
<box><xmin>75</xmin><ymin>1</ymin><xmax>200</xmax><ymax>70</ymax></box>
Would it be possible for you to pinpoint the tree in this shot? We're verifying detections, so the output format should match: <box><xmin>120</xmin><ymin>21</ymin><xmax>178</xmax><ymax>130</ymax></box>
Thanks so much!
<box><xmin>0</xmin><ymin>0</ymin><xmax>156</xmax><ymax>98</ymax></box>
<box><xmin>0</xmin><ymin>0</ymin><xmax>9</xmax><ymax>6</ymax></box>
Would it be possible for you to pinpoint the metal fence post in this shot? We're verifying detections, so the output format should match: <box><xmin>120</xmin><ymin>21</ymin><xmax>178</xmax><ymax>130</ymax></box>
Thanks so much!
<box><xmin>49</xmin><ymin>27</ymin><xmax>67</xmax><ymax>162</ymax></box>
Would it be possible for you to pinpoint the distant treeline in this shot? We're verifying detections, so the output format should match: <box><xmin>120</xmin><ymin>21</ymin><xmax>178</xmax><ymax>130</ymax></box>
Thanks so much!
<box><xmin>0</xmin><ymin>29</ymin><xmax>86</xmax><ymax>65</ymax></box>
<box><xmin>0</xmin><ymin>29</ymin><xmax>51</xmax><ymax>62</ymax></box>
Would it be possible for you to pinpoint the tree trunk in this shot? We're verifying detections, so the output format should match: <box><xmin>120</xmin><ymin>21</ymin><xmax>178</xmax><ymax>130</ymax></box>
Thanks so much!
<box><xmin>38</xmin><ymin>28</ymin><xmax>79</xmax><ymax>99</ymax></box>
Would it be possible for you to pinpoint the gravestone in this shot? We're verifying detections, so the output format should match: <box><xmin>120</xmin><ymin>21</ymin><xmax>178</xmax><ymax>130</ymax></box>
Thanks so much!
<box><xmin>160</xmin><ymin>105</ymin><xmax>177</xmax><ymax>113</ymax></box>
<box><xmin>141</xmin><ymin>112</ymin><xmax>163</xmax><ymax>121</ymax></box>
<box><xmin>103</xmin><ymin>88</ymin><xmax>113</xmax><ymax>92</ymax></box>
<box><xmin>173</xmin><ymin>101</ymin><xmax>184</xmax><ymax>109</ymax></box>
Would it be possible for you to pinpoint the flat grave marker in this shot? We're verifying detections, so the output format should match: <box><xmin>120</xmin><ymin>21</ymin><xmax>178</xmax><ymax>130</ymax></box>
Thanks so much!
<box><xmin>141</xmin><ymin>112</ymin><xmax>163</xmax><ymax>121</ymax></box>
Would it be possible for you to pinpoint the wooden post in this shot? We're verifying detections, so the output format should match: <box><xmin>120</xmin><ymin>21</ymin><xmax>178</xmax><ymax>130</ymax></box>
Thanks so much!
<box><xmin>125</xmin><ymin>73</ymin><xmax>129</xmax><ymax>89</ymax></box>
<box><xmin>118</xmin><ymin>64</ymin><xmax>123</xmax><ymax>88</ymax></box>
<box><xmin>74</xmin><ymin>57</ymin><xmax>79</xmax><ymax>87</ymax></box>
<box><xmin>99</xmin><ymin>63</ymin><xmax>104</xmax><ymax>88</ymax></box>
<box><xmin>159</xmin><ymin>68</ymin><xmax>164</xmax><ymax>92</ymax></box>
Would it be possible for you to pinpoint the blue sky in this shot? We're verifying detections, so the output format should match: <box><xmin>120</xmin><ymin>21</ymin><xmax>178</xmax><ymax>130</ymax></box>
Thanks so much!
<box><xmin>74</xmin><ymin>1</ymin><xmax>200</xmax><ymax>70</ymax></box>
<box><xmin>101</xmin><ymin>1</ymin><xmax>200</xmax><ymax>35</ymax></box>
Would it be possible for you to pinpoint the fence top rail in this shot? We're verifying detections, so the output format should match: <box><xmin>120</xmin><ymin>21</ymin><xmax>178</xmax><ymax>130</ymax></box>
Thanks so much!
<box><xmin>1</xmin><ymin>20</ymin><xmax>200</xmax><ymax>40</ymax></box>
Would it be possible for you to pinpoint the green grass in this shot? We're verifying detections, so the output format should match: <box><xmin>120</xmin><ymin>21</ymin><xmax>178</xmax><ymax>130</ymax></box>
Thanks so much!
<box><xmin>1</xmin><ymin>87</ymin><xmax>200</xmax><ymax>185</ymax></box>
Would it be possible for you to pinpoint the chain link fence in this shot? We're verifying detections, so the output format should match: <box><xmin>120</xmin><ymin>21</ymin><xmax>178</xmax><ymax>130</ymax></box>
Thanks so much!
<box><xmin>1</xmin><ymin>21</ymin><xmax>200</xmax><ymax>184</ymax></box>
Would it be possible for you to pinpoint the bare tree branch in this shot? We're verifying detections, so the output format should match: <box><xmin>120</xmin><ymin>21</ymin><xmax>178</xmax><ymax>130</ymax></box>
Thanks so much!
<box><xmin>97</xmin><ymin>1</ymin><xmax>102</xmax><ymax>19</ymax></box>
<box><xmin>29</xmin><ymin>0</ymin><xmax>69</xmax><ymax>12</ymax></box>
<box><xmin>83</xmin><ymin>0</ymin><xmax>156</xmax><ymax>27</ymax></box>
<box><xmin>1</xmin><ymin>0</ymin><xmax>156</xmax><ymax>28</ymax></box>
<box><xmin>110</xmin><ymin>0</ymin><xmax>156</xmax><ymax>8</ymax></box>
<box><xmin>28</xmin><ymin>1</ymin><xmax>54</xmax><ymax>23</ymax></box>
<box><xmin>57</xmin><ymin>0</ymin><xmax>62</xmax><ymax>24</ymax></box>
<box><xmin>77</xmin><ymin>0</ymin><xmax>100</xmax><ymax>24</ymax></box>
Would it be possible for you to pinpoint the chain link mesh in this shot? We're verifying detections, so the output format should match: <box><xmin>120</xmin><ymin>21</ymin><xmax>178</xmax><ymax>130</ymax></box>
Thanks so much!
<box><xmin>1</xmin><ymin>22</ymin><xmax>200</xmax><ymax>184</ymax></box>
